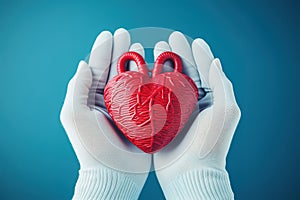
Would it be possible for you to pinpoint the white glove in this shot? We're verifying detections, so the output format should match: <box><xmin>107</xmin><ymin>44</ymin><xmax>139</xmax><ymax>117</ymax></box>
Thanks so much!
<box><xmin>153</xmin><ymin>31</ymin><xmax>241</xmax><ymax>200</ymax></box>
<box><xmin>60</xmin><ymin>28</ymin><xmax>151</xmax><ymax>200</ymax></box>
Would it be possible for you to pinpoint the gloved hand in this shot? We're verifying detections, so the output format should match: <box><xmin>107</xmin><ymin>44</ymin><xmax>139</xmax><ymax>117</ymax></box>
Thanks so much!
<box><xmin>60</xmin><ymin>28</ymin><xmax>151</xmax><ymax>200</ymax></box>
<box><xmin>153</xmin><ymin>31</ymin><xmax>241</xmax><ymax>199</ymax></box>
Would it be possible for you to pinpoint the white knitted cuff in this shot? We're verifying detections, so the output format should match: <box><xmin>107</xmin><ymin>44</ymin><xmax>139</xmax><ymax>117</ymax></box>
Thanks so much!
<box><xmin>72</xmin><ymin>168</ymin><xmax>141</xmax><ymax>200</ymax></box>
<box><xmin>163</xmin><ymin>168</ymin><xmax>234</xmax><ymax>200</ymax></box>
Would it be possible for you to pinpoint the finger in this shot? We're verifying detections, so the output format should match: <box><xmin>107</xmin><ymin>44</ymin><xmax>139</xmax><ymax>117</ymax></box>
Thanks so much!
<box><xmin>169</xmin><ymin>31</ymin><xmax>201</xmax><ymax>88</ymax></box>
<box><xmin>154</xmin><ymin>41</ymin><xmax>171</xmax><ymax>59</ymax></box>
<box><xmin>192</xmin><ymin>38</ymin><xmax>214</xmax><ymax>88</ymax></box>
<box><xmin>108</xmin><ymin>28</ymin><xmax>131</xmax><ymax>80</ymax></box>
<box><xmin>153</xmin><ymin>41</ymin><xmax>173</xmax><ymax>72</ymax></box>
<box><xmin>88</xmin><ymin>31</ymin><xmax>112</xmax><ymax>89</ymax></box>
<box><xmin>194</xmin><ymin>38</ymin><xmax>214</xmax><ymax>59</ymax></box>
<box><xmin>168</xmin><ymin>31</ymin><xmax>196</xmax><ymax>67</ymax></box>
<box><xmin>128</xmin><ymin>43</ymin><xmax>145</xmax><ymax>72</ymax></box>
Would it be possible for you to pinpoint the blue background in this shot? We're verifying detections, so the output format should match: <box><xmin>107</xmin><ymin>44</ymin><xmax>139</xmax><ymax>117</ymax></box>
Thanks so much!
<box><xmin>0</xmin><ymin>0</ymin><xmax>299</xmax><ymax>199</ymax></box>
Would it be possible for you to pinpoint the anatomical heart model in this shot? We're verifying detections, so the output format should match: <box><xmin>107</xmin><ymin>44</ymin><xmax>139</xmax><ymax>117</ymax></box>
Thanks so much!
<box><xmin>104</xmin><ymin>51</ymin><xmax>198</xmax><ymax>153</ymax></box>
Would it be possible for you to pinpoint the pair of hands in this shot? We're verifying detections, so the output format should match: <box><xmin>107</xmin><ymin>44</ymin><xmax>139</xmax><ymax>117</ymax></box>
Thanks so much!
<box><xmin>60</xmin><ymin>28</ymin><xmax>241</xmax><ymax>199</ymax></box>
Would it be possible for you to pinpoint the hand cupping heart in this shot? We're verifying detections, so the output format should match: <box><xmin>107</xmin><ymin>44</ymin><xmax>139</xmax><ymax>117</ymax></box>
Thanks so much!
<box><xmin>104</xmin><ymin>51</ymin><xmax>198</xmax><ymax>153</ymax></box>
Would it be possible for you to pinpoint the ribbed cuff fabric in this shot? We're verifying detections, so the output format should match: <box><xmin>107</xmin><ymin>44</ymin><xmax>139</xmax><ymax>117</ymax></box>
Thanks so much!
<box><xmin>163</xmin><ymin>168</ymin><xmax>234</xmax><ymax>200</ymax></box>
<box><xmin>72</xmin><ymin>168</ymin><xmax>141</xmax><ymax>200</ymax></box>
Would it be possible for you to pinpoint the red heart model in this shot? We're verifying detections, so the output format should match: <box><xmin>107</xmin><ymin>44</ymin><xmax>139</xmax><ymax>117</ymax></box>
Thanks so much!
<box><xmin>104</xmin><ymin>51</ymin><xmax>198</xmax><ymax>153</ymax></box>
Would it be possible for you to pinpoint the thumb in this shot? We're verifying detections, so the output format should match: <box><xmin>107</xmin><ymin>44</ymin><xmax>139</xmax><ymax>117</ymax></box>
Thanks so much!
<box><xmin>198</xmin><ymin>59</ymin><xmax>241</xmax><ymax>162</ymax></box>
<box><xmin>67</xmin><ymin>61</ymin><xmax>92</xmax><ymax>110</ymax></box>
<box><xmin>209</xmin><ymin>58</ymin><xmax>241</xmax><ymax>126</ymax></box>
